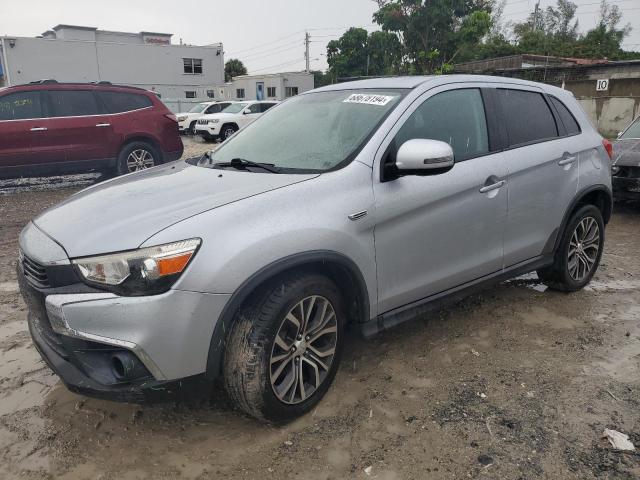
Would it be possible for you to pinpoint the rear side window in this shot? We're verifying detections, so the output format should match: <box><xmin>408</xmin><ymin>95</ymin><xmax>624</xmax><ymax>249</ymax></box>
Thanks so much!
<box><xmin>497</xmin><ymin>89</ymin><xmax>558</xmax><ymax>146</ymax></box>
<box><xmin>395</xmin><ymin>88</ymin><xmax>489</xmax><ymax>161</ymax></box>
<box><xmin>550</xmin><ymin>96</ymin><xmax>581</xmax><ymax>135</ymax></box>
<box><xmin>97</xmin><ymin>91</ymin><xmax>152</xmax><ymax>113</ymax></box>
<box><xmin>48</xmin><ymin>90</ymin><xmax>99</xmax><ymax>117</ymax></box>
<box><xmin>0</xmin><ymin>91</ymin><xmax>43</xmax><ymax>120</ymax></box>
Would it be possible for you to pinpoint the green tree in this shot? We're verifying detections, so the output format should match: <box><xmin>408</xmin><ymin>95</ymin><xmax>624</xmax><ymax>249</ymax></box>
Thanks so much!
<box><xmin>326</xmin><ymin>28</ymin><xmax>403</xmax><ymax>79</ymax></box>
<box><xmin>573</xmin><ymin>1</ymin><xmax>631</xmax><ymax>59</ymax></box>
<box><xmin>372</xmin><ymin>0</ymin><xmax>493</xmax><ymax>73</ymax></box>
<box><xmin>225</xmin><ymin>59</ymin><xmax>247</xmax><ymax>82</ymax></box>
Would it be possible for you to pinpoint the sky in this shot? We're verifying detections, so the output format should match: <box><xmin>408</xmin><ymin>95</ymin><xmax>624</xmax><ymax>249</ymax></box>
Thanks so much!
<box><xmin>1</xmin><ymin>0</ymin><xmax>639</xmax><ymax>75</ymax></box>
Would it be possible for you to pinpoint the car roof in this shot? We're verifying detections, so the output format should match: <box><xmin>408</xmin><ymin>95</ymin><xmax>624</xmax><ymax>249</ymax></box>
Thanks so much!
<box><xmin>5</xmin><ymin>81</ymin><xmax>152</xmax><ymax>94</ymax></box>
<box><xmin>311</xmin><ymin>74</ymin><xmax>567</xmax><ymax>95</ymax></box>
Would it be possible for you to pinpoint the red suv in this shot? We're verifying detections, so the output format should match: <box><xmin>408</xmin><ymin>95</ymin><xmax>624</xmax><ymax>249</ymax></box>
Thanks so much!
<box><xmin>0</xmin><ymin>81</ymin><xmax>183</xmax><ymax>178</ymax></box>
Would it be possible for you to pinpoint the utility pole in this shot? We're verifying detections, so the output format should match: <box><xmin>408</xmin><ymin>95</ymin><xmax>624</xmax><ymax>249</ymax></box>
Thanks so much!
<box><xmin>304</xmin><ymin>31</ymin><xmax>310</xmax><ymax>73</ymax></box>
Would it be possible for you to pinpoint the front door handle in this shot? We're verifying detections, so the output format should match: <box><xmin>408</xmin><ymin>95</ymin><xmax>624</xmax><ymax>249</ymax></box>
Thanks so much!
<box><xmin>479</xmin><ymin>178</ymin><xmax>505</xmax><ymax>194</ymax></box>
<box><xmin>95</xmin><ymin>123</ymin><xmax>111</xmax><ymax>127</ymax></box>
<box><xmin>30</xmin><ymin>127</ymin><xmax>47</xmax><ymax>131</ymax></box>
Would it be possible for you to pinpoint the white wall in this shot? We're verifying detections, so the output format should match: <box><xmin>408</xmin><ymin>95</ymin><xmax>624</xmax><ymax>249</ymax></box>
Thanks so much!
<box><xmin>1</xmin><ymin>36</ymin><xmax>224</xmax><ymax>101</ymax></box>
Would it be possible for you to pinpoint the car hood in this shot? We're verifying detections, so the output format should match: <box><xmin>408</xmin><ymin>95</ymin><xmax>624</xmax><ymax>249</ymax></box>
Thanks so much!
<box><xmin>34</xmin><ymin>161</ymin><xmax>318</xmax><ymax>258</ymax></box>
<box><xmin>200</xmin><ymin>112</ymin><xmax>238</xmax><ymax>120</ymax></box>
<box><xmin>613</xmin><ymin>138</ymin><xmax>640</xmax><ymax>166</ymax></box>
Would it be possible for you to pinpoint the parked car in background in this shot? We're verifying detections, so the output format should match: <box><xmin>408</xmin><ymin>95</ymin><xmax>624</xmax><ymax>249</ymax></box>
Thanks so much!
<box><xmin>176</xmin><ymin>101</ymin><xmax>234</xmax><ymax>135</ymax></box>
<box><xmin>18</xmin><ymin>76</ymin><xmax>611</xmax><ymax>422</ymax></box>
<box><xmin>0</xmin><ymin>81</ymin><xmax>183</xmax><ymax>178</ymax></box>
<box><xmin>195</xmin><ymin>100</ymin><xmax>278</xmax><ymax>142</ymax></box>
<box><xmin>612</xmin><ymin>115</ymin><xmax>640</xmax><ymax>200</ymax></box>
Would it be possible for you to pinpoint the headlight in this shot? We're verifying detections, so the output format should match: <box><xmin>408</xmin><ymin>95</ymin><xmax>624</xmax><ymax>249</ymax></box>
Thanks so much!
<box><xmin>611</xmin><ymin>165</ymin><xmax>620</xmax><ymax>175</ymax></box>
<box><xmin>209</xmin><ymin>119</ymin><xmax>220</xmax><ymax>124</ymax></box>
<box><xmin>72</xmin><ymin>238</ymin><xmax>200</xmax><ymax>296</ymax></box>
<box><xmin>177</xmin><ymin>115</ymin><xmax>187</xmax><ymax>122</ymax></box>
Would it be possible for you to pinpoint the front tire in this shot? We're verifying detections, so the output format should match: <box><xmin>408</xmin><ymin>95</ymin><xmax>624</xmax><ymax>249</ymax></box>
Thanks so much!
<box><xmin>116</xmin><ymin>141</ymin><xmax>160</xmax><ymax>176</ymax></box>
<box><xmin>537</xmin><ymin>205</ymin><xmax>604</xmax><ymax>292</ymax></box>
<box><xmin>223</xmin><ymin>273</ymin><xmax>345</xmax><ymax>422</ymax></box>
<box><xmin>220</xmin><ymin>124</ymin><xmax>238</xmax><ymax>141</ymax></box>
<box><xmin>189</xmin><ymin>121</ymin><xmax>197</xmax><ymax>135</ymax></box>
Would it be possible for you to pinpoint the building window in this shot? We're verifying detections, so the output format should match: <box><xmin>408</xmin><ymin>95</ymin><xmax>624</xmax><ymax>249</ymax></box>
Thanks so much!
<box><xmin>206</xmin><ymin>90</ymin><xmax>215</xmax><ymax>99</ymax></box>
<box><xmin>267</xmin><ymin>86</ymin><xmax>277</xmax><ymax>97</ymax></box>
<box><xmin>185</xmin><ymin>91</ymin><xmax>196</xmax><ymax>99</ymax></box>
<box><xmin>183</xmin><ymin>58</ymin><xmax>203</xmax><ymax>74</ymax></box>
<box><xmin>285</xmin><ymin>86</ymin><xmax>299</xmax><ymax>98</ymax></box>
<box><xmin>236</xmin><ymin>88</ymin><xmax>245</xmax><ymax>99</ymax></box>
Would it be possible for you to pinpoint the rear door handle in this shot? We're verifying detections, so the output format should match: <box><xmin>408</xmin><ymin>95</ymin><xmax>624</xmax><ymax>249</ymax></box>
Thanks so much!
<box><xmin>96</xmin><ymin>123</ymin><xmax>111</xmax><ymax>127</ymax></box>
<box><xmin>479</xmin><ymin>179</ymin><xmax>505</xmax><ymax>194</ymax></box>
<box><xmin>558</xmin><ymin>155</ymin><xmax>577</xmax><ymax>166</ymax></box>
<box><xmin>30</xmin><ymin>127</ymin><xmax>47</xmax><ymax>131</ymax></box>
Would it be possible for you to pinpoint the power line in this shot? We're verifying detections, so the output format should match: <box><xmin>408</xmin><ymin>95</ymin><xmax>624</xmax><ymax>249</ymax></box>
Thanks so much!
<box><xmin>226</xmin><ymin>31</ymin><xmax>303</xmax><ymax>56</ymax></box>
<box><xmin>249</xmin><ymin>58</ymin><xmax>304</xmax><ymax>74</ymax></box>
<box><xmin>238</xmin><ymin>41</ymin><xmax>302</xmax><ymax>61</ymax></box>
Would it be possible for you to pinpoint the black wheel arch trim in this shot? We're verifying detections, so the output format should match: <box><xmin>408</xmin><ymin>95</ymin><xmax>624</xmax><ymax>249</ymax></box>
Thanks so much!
<box><xmin>544</xmin><ymin>183</ymin><xmax>612</xmax><ymax>255</ymax></box>
<box><xmin>205</xmin><ymin>250</ymin><xmax>370</xmax><ymax>379</ymax></box>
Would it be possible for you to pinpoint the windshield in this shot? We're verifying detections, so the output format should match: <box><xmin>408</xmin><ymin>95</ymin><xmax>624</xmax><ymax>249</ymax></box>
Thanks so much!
<box><xmin>222</xmin><ymin>102</ymin><xmax>249</xmax><ymax>114</ymax></box>
<box><xmin>200</xmin><ymin>90</ymin><xmax>404</xmax><ymax>172</ymax></box>
<box><xmin>188</xmin><ymin>103</ymin><xmax>208</xmax><ymax>113</ymax></box>
<box><xmin>621</xmin><ymin>117</ymin><xmax>640</xmax><ymax>139</ymax></box>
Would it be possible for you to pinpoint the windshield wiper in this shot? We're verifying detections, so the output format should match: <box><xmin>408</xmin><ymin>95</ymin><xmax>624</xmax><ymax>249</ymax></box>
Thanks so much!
<box><xmin>213</xmin><ymin>158</ymin><xmax>280</xmax><ymax>173</ymax></box>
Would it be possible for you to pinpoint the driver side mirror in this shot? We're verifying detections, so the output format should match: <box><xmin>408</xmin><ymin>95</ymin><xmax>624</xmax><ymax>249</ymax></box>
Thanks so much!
<box><xmin>243</xmin><ymin>109</ymin><xmax>252</xmax><ymax>115</ymax></box>
<box><xmin>395</xmin><ymin>139</ymin><xmax>454</xmax><ymax>174</ymax></box>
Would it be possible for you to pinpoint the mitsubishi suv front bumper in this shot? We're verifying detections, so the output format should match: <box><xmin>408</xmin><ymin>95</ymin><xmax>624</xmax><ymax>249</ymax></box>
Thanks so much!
<box><xmin>17</xmin><ymin>222</ymin><xmax>230</xmax><ymax>402</ymax></box>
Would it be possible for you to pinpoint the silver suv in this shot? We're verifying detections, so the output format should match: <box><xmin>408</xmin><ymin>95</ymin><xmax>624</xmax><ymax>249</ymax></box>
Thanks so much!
<box><xmin>18</xmin><ymin>75</ymin><xmax>612</xmax><ymax>422</ymax></box>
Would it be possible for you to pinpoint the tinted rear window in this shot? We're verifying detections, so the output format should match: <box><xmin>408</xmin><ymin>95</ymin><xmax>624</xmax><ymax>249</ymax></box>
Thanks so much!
<box><xmin>98</xmin><ymin>91</ymin><xmax>152</xmax><ymax>113</ymax></box>
<box><xmin>550</xmin><ymin>96</ymin><xmax>581</xmax><ymax>135</ymax></box>
<box><xmin>0</xmin><ymin>91</ymin><xmax>43</xmax><ymax>120</ymax></box>
<box><xmin>498</xmin><ymin>89</ymin><xmax>558</xmax><ymax>146</ymax></box>
<box><xmin>48</xmin><ymin>90</ymin><xmax>99</xmax><ymax>117</ymax></box>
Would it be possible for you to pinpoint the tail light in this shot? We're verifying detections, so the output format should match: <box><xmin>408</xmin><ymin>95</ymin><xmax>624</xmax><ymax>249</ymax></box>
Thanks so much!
<box><xmin>164</xmin><ymin>113</ymin><xmax>178</xmax><ymax>122</ymax></box>
<box><xmin>602</xmin><ymin>138</ymin><xmax>614</xmax><ymax>161</ymax></box>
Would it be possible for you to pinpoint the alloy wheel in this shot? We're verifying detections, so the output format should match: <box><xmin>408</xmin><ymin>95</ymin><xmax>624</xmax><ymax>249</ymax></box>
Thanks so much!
<box><xmin>270</xmin><ymin>295</ymin><xmax>338</xmax><ymax>405</ymax></box>
<box><xmin>568</xmin><ymin>216</ymin><xmax>600</xmax><ymax>281</ymax></box>
<box><xmin>223</xmin><ymin>128</ymin><xmax>235</xmax><ymax>139</ymax></box>
<box><xmin>126</xmin><ymin>149</ymin><xmax>155</xmax><ymax>172</ymax></box>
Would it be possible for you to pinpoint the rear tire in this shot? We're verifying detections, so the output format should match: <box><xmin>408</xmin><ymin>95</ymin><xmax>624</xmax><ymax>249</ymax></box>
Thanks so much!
<box><xmin>537</xmin><ymin>205</ymin><xmax>604</xmax><ymax>292</ymax></box>
<box><xmin>223</xmin><ymin>273</ymin><xmax>345</xmax><ymax>422</ymax></box>
<box><xmin>116</xmin><ymin>141</ymin><xmax>160</xmax><ymax>176</ymax></box>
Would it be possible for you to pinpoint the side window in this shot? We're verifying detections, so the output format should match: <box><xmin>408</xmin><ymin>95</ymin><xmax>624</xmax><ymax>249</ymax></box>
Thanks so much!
<box><xmin>260</xmin><ymin>102</ymin><xmax>276</xmax><ymax>113</ymax></box>
<box><xmin>247</xmin><ymin>103</ymin><xmax>261</xmax><ymax>114</ymax></box>
<box><xmin>48</xmin><ymin>90</ymin><xmax>99</xmax><ymax>117</ymax></box>
<box><xmin>97</xmin><ymin>92</ymin><xmax>152</xmax><ymax>113</ymax></box>
<box><xmin>0</xmin><ymin>91</ymin><xmax>43</xmax><ymax>120</ymax></box>
<box><xmin>205</xmin><ymin>104</ymin><xmax>221</xmax><ymax>114</ymax></box>
<box><xmin>394</xmin><ymin>89</ymin><xmax>489</xmax><ymax>161</ymax></box>
<box><xmin>550</xmin><ymin>96</ymin><xmax>581</xmax><ymax>135</ymax></box>
<box><xmin>497</xmin><ymin>89</ymin><xmax>558</xmax><ymax>146</ymax></box>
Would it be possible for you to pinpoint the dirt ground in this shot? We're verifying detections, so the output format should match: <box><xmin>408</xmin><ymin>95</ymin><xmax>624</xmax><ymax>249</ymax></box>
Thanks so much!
<box><xmin>1</xmin><ymin>139</ymin><xmax>639</xmax><ymax>479</ymax></box>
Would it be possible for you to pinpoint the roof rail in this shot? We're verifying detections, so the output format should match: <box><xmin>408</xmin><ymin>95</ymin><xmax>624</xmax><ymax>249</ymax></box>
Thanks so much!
<box><xmin>94</xmin><ymin>81</ymin><xmax>113</xmax><ymax>85</ymax></box>
<box><xmin>29</xmin><ymin>79</ymin><xmax>59</xmax><ymax>84</ymax></box>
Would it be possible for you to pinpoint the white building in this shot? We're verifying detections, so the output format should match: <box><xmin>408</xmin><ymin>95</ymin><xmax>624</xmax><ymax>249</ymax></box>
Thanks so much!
<box><xmin>0</xmin><ymin>25</ymin><xmax>225</xmax><ymax>112</ymax></box>
<box><xmin>219</xmin><ymin>72</ymin><xmax>315</xmax><ymax>101</ymax></box>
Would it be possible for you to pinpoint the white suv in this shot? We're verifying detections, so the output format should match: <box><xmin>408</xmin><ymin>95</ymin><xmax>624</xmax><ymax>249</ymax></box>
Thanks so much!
<box><xmin>195</xmin><ymin>100</ymin><xmax>278</xmax><ymax>142</ymax></box>
<box><xmin>176</xmin><ymin>101</ymin><xmax>234</xmax><ymax>135</ymax></box>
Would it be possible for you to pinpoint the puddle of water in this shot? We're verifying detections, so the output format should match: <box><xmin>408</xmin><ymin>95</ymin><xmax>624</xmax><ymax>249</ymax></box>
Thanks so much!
<box><xmin>585</xmin><ymin>279</ymin><xmax>640</xmax><ymax>292</ymax></box>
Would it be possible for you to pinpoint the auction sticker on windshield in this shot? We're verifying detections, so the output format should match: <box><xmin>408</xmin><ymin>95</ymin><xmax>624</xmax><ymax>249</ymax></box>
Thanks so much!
<box><xmin>343</xmin><ymin>93</ymin><xmax>395</xmax><ymax>106</ymax></box>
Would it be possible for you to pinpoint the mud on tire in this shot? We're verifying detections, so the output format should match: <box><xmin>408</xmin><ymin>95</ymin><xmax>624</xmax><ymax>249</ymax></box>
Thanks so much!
<box><xmin>223</xmin><ymin>273</ymin><xmax>345</xmax><ymax>422</ymax></box>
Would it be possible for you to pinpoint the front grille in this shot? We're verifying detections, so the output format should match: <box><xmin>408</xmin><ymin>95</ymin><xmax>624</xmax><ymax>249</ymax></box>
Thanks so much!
<box><xmin>20</xmin><ymin>251</ymin><xmax>50</xmax><ymax>287</ymax></box>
